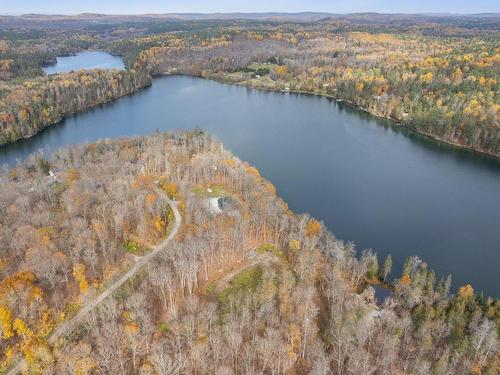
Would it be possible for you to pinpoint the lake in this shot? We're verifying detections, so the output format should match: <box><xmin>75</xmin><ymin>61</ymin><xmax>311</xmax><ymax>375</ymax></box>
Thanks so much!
<box><xmin>3</xmin><ymin>55</ymin><xmax>500</xmax><ymax>297</ymax></box>
<box><xmin>43</xmin><ymin>51</ymin><xmax>125</xmax><ymax>74</ymax></box>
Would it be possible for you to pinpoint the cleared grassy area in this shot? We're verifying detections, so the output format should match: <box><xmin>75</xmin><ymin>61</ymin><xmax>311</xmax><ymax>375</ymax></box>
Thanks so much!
<box><xmin>244</xmin><ymin>75</ymin><xmax>281</xmax><ymax>89</ymax></box>
<box><xmin>64</xmin><ymin>302</ymin><xmax>81</xmax><ymax>321</ymax></box>
<box><xmin>256</xmin><ymin>243</ymin><xmax>284</xmax><ymax>259</ymax></box>
<box><xmin>125</xmin><ymin>240</ymin><xmax>142</xmax><ymax>255</ymax></box>
<box><xmin>247</xmin><ymin>62</ymin><xmax>277</xmax><ymax>72</ymax></box>
<box><xmin>193</xmin><ymin>184</ymin><xmax>229</xmax><ymax>198</ymax></box>
<box><xmin>217</xmin><ymin>266</ymin><xmax>262</xmax><ymax>318</ymax></box>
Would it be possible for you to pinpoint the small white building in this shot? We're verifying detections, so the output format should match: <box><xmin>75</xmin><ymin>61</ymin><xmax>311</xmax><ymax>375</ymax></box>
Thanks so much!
<box><xmin>208</xmin><ymin>197</ymin><xmax>222</xmax><ymax>214</ymax></box>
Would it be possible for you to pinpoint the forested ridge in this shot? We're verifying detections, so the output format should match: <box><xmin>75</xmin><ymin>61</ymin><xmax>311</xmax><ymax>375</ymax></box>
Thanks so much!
<box><xmin>0</xmin><ymin>131</ymin><xmax>498</xmax><ymax>374</ymax></box>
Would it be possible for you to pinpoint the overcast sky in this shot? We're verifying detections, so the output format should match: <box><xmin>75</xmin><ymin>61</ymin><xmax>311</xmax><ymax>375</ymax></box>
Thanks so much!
<box><xmin>2</xmin><ymin>0</ymin><xmax>498</xmax><ymax>15</ymax></box>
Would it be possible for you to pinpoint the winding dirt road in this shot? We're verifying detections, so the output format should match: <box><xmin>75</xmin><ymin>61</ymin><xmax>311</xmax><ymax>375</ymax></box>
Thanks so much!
<box><xmin>7</xmin><ymin>190</ymin><xmax>181</xmax><ymax>375</ymax></box>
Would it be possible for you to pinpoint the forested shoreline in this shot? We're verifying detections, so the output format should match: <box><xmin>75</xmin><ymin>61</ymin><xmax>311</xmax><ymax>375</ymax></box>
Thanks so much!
<box><xmin>0</xmin><ymin>14</ymin><xmax>499</xmax><ymax>375</ymax></box>
<box><xmin>145</xmin><ymin>31</ymin><xmax>499</xmax><ymax>157</ymax></box>
<box><xmin>0</xmin><ymin>131</ymin><xmax>498</xmax><ymax>374</ymax></box>
<box><xmin>0</xmin><ymin>65</ymin><xmax>152</xmax><ymax>146</ymax></box>
<box><xmin>0</xmin><ymin>16</ymin><xmax>499</xmax><ymax>156</ymax></box>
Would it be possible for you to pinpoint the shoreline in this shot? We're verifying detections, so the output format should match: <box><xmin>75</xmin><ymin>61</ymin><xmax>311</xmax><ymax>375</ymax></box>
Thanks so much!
<box><xmin>2</xmin><ymin>70</ymin><xmax>499</xmax><ymax>162</ymax></box>
<box><xmin>0</xmin><ymin>75</ymin><xmax>152</xmax><ymax>149</ymax></box>
<box><xmin>159</xmin><ymin>72</ymin><xmax>500</xmax><ymax>161</ymax></box>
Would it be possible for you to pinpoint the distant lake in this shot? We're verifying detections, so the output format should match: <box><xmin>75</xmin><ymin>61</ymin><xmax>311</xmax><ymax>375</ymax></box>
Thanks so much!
<box><xmin>43</xmin><ymin>51</ymin><xmax>124</xmax><ymax>74</ymax></box>
<box><xmin>2</xmin><ymin>60</ymin><xmax>500</xmax><ymax>297</ymax></box>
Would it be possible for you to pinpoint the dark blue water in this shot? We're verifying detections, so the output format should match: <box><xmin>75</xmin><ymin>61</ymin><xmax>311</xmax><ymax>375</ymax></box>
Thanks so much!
<box><xmin>43</xmin><ymin>51</ymin><xmax>124</xmax><ymax>74</ymax></box>
<box><xmin>374</xmin><ymin>286</ymin><xmax>392</xmax><ymax>304</ymax></box>
<box><xmin>1</xmin><ymin>73</ymin><xmax>499</xmax><ymax>297</ymax></box>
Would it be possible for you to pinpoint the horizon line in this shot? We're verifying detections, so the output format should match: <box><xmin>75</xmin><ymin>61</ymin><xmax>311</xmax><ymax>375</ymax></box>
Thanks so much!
<box><xmin>1</xmin><ymin>11</ymin><xmax>499</xmax><ymax>17</ymax></box>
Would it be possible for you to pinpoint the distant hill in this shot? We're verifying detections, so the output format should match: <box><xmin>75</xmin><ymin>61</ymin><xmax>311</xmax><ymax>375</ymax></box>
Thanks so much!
<box><xmin>0</xmin><ymin>12</ymin><xmax>498</xmax><ymax>32</ymax></box>
<box><xmin>2</xmin><ymin>11</ymin><xmax>498</xmax><ymax>22</ymax></box>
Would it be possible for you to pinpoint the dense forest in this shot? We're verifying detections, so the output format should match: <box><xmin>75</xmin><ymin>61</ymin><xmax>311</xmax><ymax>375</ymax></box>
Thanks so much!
<box><xmin>0</xmin><ymin>67</ymin><xmax>151</xmax><ymax>145</ymax></box>
<box><xmin>0</xmin><ymin>31</ymin><xmax>153</xmax><ymax>145</ymax></box>
<box><xmin>0</xmin><ymin>131</ymin><xmax>498</xmax><ymax>374</ymax></box>
<box><xmin>0</xmin><ymin>15</ymin><xmax>499</xmax><ymax>155</ymax></box>
<box><xmin>142</xmin><ymin>27</ymin><xmax>500</xmax><ymax>156</ymax></box>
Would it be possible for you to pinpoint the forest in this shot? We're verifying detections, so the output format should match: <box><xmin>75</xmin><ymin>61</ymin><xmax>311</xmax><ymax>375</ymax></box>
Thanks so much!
<box><xmin>0</xmin><ymin>29</ymin><xmax>154</xmax><ymax>145</ymax></box>
<box><xmin>0</xmin><ymin>15</ymin><xmax>499</xmax><ymax>155</ymax></box>
<box><xmin>0</xmin><ymin>131</ymin><xmax>498</xmax><ymax>374</ymax></box>
<box><xmin>0</xmin><ymin>67</ymin><xmax>151</xmax><ymax>145</ymax></box>
<box><xmin>141</xmin><ymin>26</ymin><xmax>500</xmax><ymax>157</ymax></box>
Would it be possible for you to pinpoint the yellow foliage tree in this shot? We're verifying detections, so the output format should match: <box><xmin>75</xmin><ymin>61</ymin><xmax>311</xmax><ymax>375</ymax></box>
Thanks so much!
<box><xmin>224</xmin><ymin>159</ymin><xmax>237</xmax><ymax>167</ymax></box>
<box><xmin>452</xmin><ymin>67</ymin><xmax>463</xmax><ymax>84</ymax></box>
<box><xmin>160</xmin><ymin>181</ymin><xmax>179</xmax><ymax>200</ymax></box>
<box><xmin>13</xmin><ymin>317</ymin><xmax>32</xmax><ymax>339</ymax></box>
<box><xmin>289</xmin><ymin>239</ymin><xmax>301</xmax><ymax>252</ymax></box>
<box><xmin>154</xmin><ymin>216</ymin><xmax>166</xmax><ymax>233</ymax></box>
<box><xmin>0</xmin><ymin>305</ymin><xmax>14</xmax><ymax>339</ymax></box>
<box><xmin>264</xmin><ymin>182</ymin><xmax>276</xmax><ymax>195</ymax></box>
<box><xmin>355</xmin><ymin>82</ymin><xmax>365</xmax><ymax>93</ymax></box>
<box><xmin>458</xmin><ymin>284</ymin><xmax>474</xmax><ymax>299</ymax></box>
<box><xmin>275</xmin><ymin>65</ymin><xmax>288</xmax><ymax>79</ymax></box>
<box><xmin>73</xmin><ymin>264</ymin><xmax>89</xmax><ymax>295</ymax></box>
<box><xmin>23</xmin><ymin>340</ymin><xmax>54</xmax><ymax>375</ymax></box>
<box><xmin>36</xmin><ymin>226</ymin><xmax>55</xmax><ymax>246</ymax></box>
<box><xmin>125</xmin><ymin>321</ymin><xmax>139</xmax><ymax>335</ymax></box>
<box><xmin>287</xmin><ymin>323</ymin><xmax>302</xmax><ymax>355</ymax></box>
<box><xmin>420</xmin><ymin>72</ymin><xmax>433</xmax><ymax>84</ymax></box>
<box><xmin>463</xmin><ymin>98</ymin><xmax>482</xmax><ymax>117</ymax></box>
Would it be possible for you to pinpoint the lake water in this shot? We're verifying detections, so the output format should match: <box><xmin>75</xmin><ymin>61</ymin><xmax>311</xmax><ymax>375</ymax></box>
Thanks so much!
<box><xmin>3</xmin><ymin>55</ymin><xmax>500</xmax><ymax>297</ymax></box>
<box><xmin>43</xmin><ymin>51</ymin><xmax>124</xmax><ymax>74</ymax></box>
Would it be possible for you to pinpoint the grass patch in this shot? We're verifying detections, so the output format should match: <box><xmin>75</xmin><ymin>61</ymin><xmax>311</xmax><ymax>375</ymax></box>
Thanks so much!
<box><xmin>193</xmin><ymin>184</ymin><xmax>228</xmax><ymax>198</ymax></box>
<box><xmin>159</xmin><ymin>321</ymin><xmax>169</xmax><ymax>334</ymax></box>
<box><xmin>218</xmin><ymin>266</ymin><xmax>263</xmax><ymax>318</ymax></box>
<box><xmin>244</xmin><ymin>62</ymin><xmax>277</xmax><ymax>76</ymax></box>
<box><xmin>164</xmin><ymin>206</ymin><xmax>175</xmax><ymax>231</ymax></box>
<box><xmin>64</xmin><ymin>302</ymin><xmax>81</xmax><ymax>320</ymax></box>
<box><xmin>125</xmin><ymin>240</ymin><xmax>142</xmax><ymax>255</ymax></box>
<box><xmin>159</xmin><ymin>180</ymin><xmax>180</xmax><ymax>200</ymax></box>
<box><xmin>256</xmin><ymin>243</ymin><xmax>284</xmax><ymax>258</ymax></box>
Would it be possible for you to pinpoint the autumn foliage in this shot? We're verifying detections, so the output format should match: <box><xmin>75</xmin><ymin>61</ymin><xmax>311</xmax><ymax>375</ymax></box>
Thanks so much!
<box><xmin>305</xmin><ymin>219</ymin><xmax>322</xmax><ymax>237</ymax></box>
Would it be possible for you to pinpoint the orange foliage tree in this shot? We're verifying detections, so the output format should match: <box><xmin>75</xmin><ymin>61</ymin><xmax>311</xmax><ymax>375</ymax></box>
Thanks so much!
<box><xmin>305</xmin><ymin>219</ymin><xmax>322</xmax><ymax>237</ymax></box>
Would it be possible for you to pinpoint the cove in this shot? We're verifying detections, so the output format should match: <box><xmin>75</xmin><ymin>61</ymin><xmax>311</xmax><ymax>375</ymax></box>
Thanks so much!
<box><xmin>1</xmin><ymin>74</ymin><xmax>499</xmax><ymax>297</ymax></box>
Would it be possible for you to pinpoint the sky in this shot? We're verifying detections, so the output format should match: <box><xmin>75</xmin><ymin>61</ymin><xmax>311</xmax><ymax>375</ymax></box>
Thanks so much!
<box><xmin>1</xmin><ymin>0</ymin><xmax>498</xmax><ymax>15</ymax></box>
